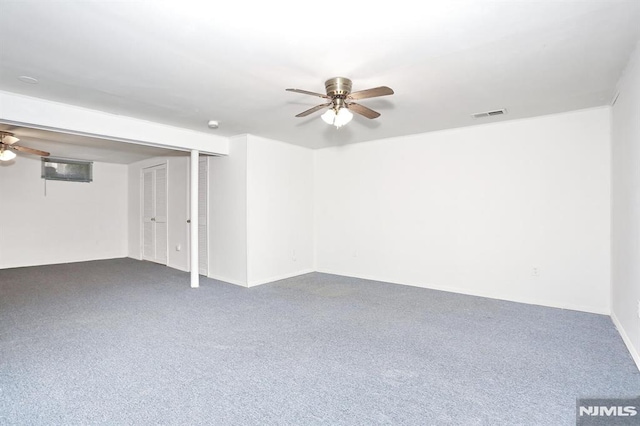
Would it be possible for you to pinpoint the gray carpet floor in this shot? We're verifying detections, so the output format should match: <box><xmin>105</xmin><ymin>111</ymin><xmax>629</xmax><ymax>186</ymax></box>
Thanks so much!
<box><xmin>1</xmin><ymin>258</ymin><xmax>639</xmax><ymax>425</ymax></box>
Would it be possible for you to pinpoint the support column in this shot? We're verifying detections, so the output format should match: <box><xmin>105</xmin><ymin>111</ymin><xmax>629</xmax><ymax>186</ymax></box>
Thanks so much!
<box><xmin>190</xmin><ymin>149</ymin><xmax>199</xmax><ymax>288</ymax></box>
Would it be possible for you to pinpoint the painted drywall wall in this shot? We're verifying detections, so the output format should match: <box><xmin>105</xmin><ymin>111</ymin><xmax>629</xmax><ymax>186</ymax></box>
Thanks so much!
<box><xmin>315</xmin><ymin>107</ymin><xmax>611</xmax><ymax>314</ymax></box>
<box><xmin>128</xmin><ymin>155</ymin><xmax>190</xmax><ymax>271</ymax></box>
<box><xmin>0</xmin><ymin>156</ymin><xmax>128</xmax><ymax>268</ymax></box>
<box><xmin>208</xmin><ymin>136</ymin><xmax>248</xmax><ymax>286</ymax></box>
<box><xmin>246</xmin><ymin>135</ymin><xmax>314</xmax><ymax>286</ymax></box>
<box><xmin>611</xmin><ymin>41</ymin><xmax>640</xmax><ymax>369</ymax></box>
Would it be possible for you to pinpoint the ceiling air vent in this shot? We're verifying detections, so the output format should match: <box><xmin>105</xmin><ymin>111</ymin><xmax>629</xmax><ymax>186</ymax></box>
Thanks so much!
<box><xmin>471</xmin><ymin>109</ymin><xmax>507</xmax><ymax>119</ymax></box>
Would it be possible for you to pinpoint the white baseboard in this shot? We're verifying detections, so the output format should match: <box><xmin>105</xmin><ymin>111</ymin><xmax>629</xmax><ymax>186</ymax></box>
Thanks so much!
<box><xmin>167</xmin><ymin>263</ymin><xmax>189</xmax><ymax>272</ymax></box>
<box><xmin>0</xmin><ymin>255</ymin><xmax>129</xmax><ymax>270</ymax></box>
<box><xmin>207</xmin><ymin>274</ymin><xmax>249</xmax><ymax>288</ymax></box>
<box><xmin>316</xmin><ymin>269</ymin><xmax>610</xmax><ymax>315</ymax></box>
<box><xmin>248</xmin><ymin>269</ymin><xmax>315</xmax><ymax>287</ymax></box>
<box><xmin>611</xmin><ymin>311</ymin><xmax>640</xmax><ymax>372</ymax></box>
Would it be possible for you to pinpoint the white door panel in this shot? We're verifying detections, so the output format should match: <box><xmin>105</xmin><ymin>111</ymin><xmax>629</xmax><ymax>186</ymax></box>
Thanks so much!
<box><xmin>142</xmin><ymin>164</ymin><xmax>168</xmax><ymax>265</ymax></box>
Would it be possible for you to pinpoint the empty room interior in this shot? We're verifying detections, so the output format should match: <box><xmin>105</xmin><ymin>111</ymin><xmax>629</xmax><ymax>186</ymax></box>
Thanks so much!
<box><xmin>2</xmin><ymin>1</ymin><xmax>640</xmax><ymax>424</ymax></box>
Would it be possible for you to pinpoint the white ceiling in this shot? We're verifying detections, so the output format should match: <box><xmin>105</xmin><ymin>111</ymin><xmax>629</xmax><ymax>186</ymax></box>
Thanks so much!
<box><xmin>1</xmin><ymin>0</ymin><xmax>639</xmax><ymax>150</ymax></box>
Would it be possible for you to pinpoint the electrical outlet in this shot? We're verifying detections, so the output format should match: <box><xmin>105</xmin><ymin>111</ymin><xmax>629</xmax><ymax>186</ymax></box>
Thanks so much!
<box><xmin>532</xmin><ymin>267</ymin><xmax>539</xmax><ymax>277</ymax></box>
<box><xmin>176</xmin><ymin>244</ymin><xmax>181</xmax><ymax>251</ymax></box>
<box><xmin>292</xmin><ymin>250</ymin><xmax>296</xmax><ymax>262</ymax></box>
<box><xmin>637</xmin><ymin>300</ymin><xmax>640</xmax><ymax>319</ymax></box>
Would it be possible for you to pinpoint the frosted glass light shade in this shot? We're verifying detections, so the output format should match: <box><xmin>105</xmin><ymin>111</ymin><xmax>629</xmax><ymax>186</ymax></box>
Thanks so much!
<box><xmin>0</xmin><ymin>149</ymin><xmax>16</xmax><ymax>161</ymax></box>
<box><xmin>334</xmin><ymin>108</ymin><xmax>353</xmax><ymax>128</ymax></box>
<box><xmin>321</xmin><ymin>107</ymin><xmax>353</xmax><ymax>128</ymax></box>
<box><xmin>321</xmin><ymin>109</ymin><xmax>336</xmax><ymax>125</ymax></box>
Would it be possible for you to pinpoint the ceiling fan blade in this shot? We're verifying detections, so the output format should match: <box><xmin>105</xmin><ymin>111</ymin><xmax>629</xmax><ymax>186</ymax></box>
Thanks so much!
<box><xmin>286</xmin><ymin>88</ymin><xmax>330</xmax><ymax>99</ymax></box>
<box><xmin>295</xmin><ymin>103</ymin><xmax>332</xmax><ymax>117</ymax></box>
<box><xmin>348</xmin><ymin>86</ymin><xmax>394</xmax><ymax>100</ymax></box>
<box><xmin>12</xmin><ymin>145</ymin><xmax>50</xmax><ymax>157</ymax></box>
<box><xmin>347</xmin><ymin>102</ymin><xmax>381</xmax><ymax>119</ymax></box>
<box><xmin>2</xmin><ymin>135</ymin><xmax>19</xmax><ymax>145</ymax></box>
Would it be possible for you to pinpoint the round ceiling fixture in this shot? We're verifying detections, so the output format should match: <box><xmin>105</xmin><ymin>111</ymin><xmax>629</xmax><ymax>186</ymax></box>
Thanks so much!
<box><xmin>17</xmin><ymin>76</ymin><xmax>39</xmax><ymax>84</ymax></box>
<box><xmin>207</xmin><ymin>120</ymin><xmax>219</xmax><ymax>129</ymax></box>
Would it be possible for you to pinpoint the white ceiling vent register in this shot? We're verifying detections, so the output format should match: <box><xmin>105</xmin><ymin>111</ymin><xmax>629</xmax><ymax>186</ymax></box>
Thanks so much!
<box><xmin>471</xmin><ymin>109</ymin><xmax>507</xmax><ymax>119</ymax></box>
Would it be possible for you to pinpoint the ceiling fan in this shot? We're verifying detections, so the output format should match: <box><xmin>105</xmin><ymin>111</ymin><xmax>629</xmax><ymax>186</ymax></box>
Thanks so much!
<box><xmin>286</xmin><ymin>77</ymin><xmax>394</xmax><ymax>128</ymax></box>
<box><xmin>0</xmin><ymin>131</ymin><xmax>50</xmax><ymax>162</ymax></box>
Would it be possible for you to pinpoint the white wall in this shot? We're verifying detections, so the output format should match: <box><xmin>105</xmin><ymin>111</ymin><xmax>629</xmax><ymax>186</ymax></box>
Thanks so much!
<box><xmin>246</xmin><ymin>135</ymin><xmax>314</xmax><ymax>286</ymax></box>
<box><xmin>128</xmin><ymin>155</ymin><xmax>190</xmax><ymax>271</ymax></box>
<box><xmin>207</xmin><ymin>135</ymin><xmax>315</xmax><ymax>287</ymax></box>
<box><xmin>0</xmin><ymin>156</ymin><xmax>128</xmax><ymax>268</ymax></box>
<box><xmin>611</xmin><ymin>41</ymin><xmax>640</xmax><ymax>369</ymax></box>
<box><xmin>208</xmin><ymin>136</ymin><xmax>248</xmax><ymax>286</ymax></box>
<box><xmin>315</xmin><ymin>108</ymin><xmax>611</xmax><ymax>314</ymax></box>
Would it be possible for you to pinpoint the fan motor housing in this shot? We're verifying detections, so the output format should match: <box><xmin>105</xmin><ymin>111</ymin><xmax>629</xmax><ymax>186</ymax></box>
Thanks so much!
<box><xmin>325</xmin><ymin>77</ymin><xmax>352</xmax><ymax>97</ymax></box>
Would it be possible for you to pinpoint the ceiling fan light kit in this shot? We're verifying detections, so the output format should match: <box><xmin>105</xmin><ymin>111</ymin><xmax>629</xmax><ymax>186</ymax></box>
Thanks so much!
<box><xmin>321</xmin><ymin>108</ymin><xmax>353</xmax><ymax>128</ymax></box>
<box><xmin>286</xmin><ymin>77</ymin><xmax>393</xmax><ymax>128</ymax></box>
<box><xmin>0</xmin><ymin>131</ymin><xmax>51</xmax><ymax>162</ymax></box>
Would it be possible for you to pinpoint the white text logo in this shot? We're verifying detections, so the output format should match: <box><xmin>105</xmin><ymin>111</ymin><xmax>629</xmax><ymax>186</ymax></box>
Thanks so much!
<box><xmin>579</xmin><ymin>406</ymin><xmax>638</xmax><ymax>417</ymax></box>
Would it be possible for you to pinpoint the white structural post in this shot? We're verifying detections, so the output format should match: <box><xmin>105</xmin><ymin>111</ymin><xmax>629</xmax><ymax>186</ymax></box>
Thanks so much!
<box><xmin>190</xmin><ymin>149</ymin><xmax>199</xmax><ymax>288</ymax></box>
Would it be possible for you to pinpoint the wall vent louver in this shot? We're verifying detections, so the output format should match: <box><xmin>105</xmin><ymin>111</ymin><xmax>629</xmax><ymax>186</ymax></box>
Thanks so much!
<box><xmin>471</xmin><ymin>109</ymin><xmax>507</xmax><ymax>119</ymax></box>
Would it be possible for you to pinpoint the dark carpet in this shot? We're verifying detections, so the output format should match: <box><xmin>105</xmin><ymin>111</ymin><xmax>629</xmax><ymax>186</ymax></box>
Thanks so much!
<box><xmin>1</xmin><ymin>258</ymin><xmax>638</xmax><ymax>425</ymax></box>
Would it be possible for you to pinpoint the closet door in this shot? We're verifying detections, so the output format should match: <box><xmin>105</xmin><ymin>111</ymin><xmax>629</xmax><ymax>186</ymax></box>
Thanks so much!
<box><xmin>142</xmin><ymin>164</ymin><xmax>168</xmax><ymax>265</ymax></box>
